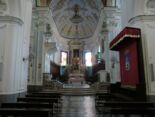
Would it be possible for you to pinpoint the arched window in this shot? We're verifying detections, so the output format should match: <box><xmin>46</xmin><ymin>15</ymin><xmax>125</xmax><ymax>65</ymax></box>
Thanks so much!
<box><xmin>61</xmin><ymin>51</ymin><xmax>68</xmax><ymax>66</ymax></box>
<box><xmin>97</xmin><ymin>45</ymin><xmax>102</xmax><ymax>63</ymax></box>
<box><xmin>85</xmin><ymin>52</ymin><xmax>92</xmax><ymax>67</ymax></box>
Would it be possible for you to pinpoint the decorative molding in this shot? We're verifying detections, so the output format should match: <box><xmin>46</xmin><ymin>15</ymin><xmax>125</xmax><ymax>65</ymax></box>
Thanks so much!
<box><xmin>0</xmin><ymin>62</ymin><xmax>2</xmax><ymax>81</ymax></box>
<box><xmin>129</xmin><ymin>15</ymin><xmax>155</xmax><ymax>24</ymax></box>
<box><xmin>146</xmin><ymin>0</ymin><xmax>155</xmax><ymax>8</ymax></box>
<box><xmin>0</xmin><ymin>16</ymin><xmax>24</xmax><ymax>25</ymax></box>
<box><xmin>102</xmin><ymin>7</ymin><xmax>121</xmax><ymax>17</ymax></box>
<box><xmin>110</xmin><ymin>34</ymin><xmax>140</xmax><ymax>49</ymax></box>
<box><xmin>0</xmin><ymin>90</ymin><xmax>27</xmax><ymax>94</ymax></box>
<box><xmin>0</xmin><ymin>1</ymin><xmax>7</xmax><ymax>11</ymax></box>
<box><xmin>0</xmin><ymin>24</ymin><xmax>6</xmax><ymax>29</ymax></box>
<box><xmin>146</xmin><ymin>23</ymin><xmax>155</xmax><ymax>29</ymax></box>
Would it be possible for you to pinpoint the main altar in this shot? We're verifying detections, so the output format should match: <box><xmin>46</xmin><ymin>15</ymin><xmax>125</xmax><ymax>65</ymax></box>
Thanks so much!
<box><xmin>68</xmin><ymin>40</ymin><xmax>85</xmax><ymax>73</ymax></box>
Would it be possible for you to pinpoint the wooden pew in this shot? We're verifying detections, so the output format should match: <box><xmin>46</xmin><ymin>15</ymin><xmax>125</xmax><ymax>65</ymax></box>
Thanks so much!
<box><xmin>0</xmin><ymin>102</ymin><xmax>58</xmax><ymax>116</ymax></box>
<box><xmin>96</xmin><ymin>101</ymin><xmax>155</xmax><ymax>116</ymax></box>
<box><xmin>17</xmin><ymin>97</ymin><xmax>62</xmax><ymax>113</ymax></box>
<box><xmin>96</xmin><ymin>101</ymin><xmax>154</xmax><ymax>108</ymax></box>
<box><xmin>31</xmin><ymin>92</ymin><xmax>61</xmax><ymax>96</ymax></box>
<box><xmin>100</xmin><ymin>107</ymin><xmax>155</xmax><ymax>115</ymax></box>
<box><xmin>95</xmin><ymin>93</ymin><xmax>111</xmax><ymax>101</ymax></box>
<box><xmin>17</xmin><ymin>97</ymin><xmax>59</xmax><ymax>103</ymax></box>
<box><xmin>110</xmin><ymin>83</ymin><xmax>146</xmax><ymax>101</ymax></box>
<box><xmin>0</xmin><ymin>108</ymin><xmax>51</xmax><ymax>117</ymax></box>
<box><xmin>0</xmin><ymin>92</ymin><xmax>61</xmax><ymax>117</ymax></box>
<box><xmin>26</xmin><ymin>93</ymin><xmax>61</xmax><ymax>98</ymax></box>
<box><xmin>110</xmin><ymin>93</ymin><xmax>135</xmax><ymax>101</ymax></box>
<box><xmin>1</xmin><ymin>102</ymin><xmax>54</xmax><ymax>108</ymax></box>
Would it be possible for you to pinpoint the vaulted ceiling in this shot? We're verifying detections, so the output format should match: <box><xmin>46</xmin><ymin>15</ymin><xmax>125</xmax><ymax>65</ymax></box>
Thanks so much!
<box><xmin>50</xmin><ymin>0</ymin><xmax>103</xmax><ymax>39</ymax></box>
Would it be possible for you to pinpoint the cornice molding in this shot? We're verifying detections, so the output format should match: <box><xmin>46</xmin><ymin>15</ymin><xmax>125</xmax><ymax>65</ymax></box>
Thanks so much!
<box><xmin>102</xmin><ymin>7</ymin><xmax>121</xmax><ymax>16</ymax></box>
<box><xmin>129</xmin><ymin>15</ymin><xmax>155</xmax><ymax>24</ymax></box>
<box><xmin>0</xmin><ymin>16</ymin><xmax>24</xmax><ymax>25</ymax></box>
<box><xmin>0</xmin><ymin>2</ymin><xmax>6</xmax><ymax>11</ymax></box>
<box><xmin>0</xmin><ymin>24</ymin><xmax>6</xmax><ymax>29</ymax></box>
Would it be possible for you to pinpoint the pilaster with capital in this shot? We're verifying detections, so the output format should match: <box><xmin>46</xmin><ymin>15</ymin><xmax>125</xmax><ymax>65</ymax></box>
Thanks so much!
<box><xmin>0</xmin><ymin>0</ymin><xmax>6</xmax><ymax>16</ymax></box>
<box><xmin>29</xmin><ymin>7</ymin><xmax>51</xmax><ymax>85</ymax></box>
<box><xmin>99</xmin><ymin>6</ymin><xmax>121</xmax><ymax>82</ymax></box>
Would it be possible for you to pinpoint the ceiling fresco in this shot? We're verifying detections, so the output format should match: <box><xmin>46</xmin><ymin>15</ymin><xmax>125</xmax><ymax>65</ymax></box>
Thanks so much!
<box><xmin>50</xmin><ymin>0</ymin><xmax>103</xmax><ymax>39</ymax></box>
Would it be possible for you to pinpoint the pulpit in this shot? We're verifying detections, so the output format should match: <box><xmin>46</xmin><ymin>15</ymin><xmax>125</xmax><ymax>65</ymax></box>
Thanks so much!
<box><xmin>110</xmin><ymin>27</ymin><xmax>145</xmax><ymax>87</ymax></box>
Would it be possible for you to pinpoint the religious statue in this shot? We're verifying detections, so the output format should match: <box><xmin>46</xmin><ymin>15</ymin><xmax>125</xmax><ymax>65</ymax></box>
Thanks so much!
<box><xmin>72</xmin><ymin>56</ymin><xmax>80</xmax><ymax>70</ymax></box>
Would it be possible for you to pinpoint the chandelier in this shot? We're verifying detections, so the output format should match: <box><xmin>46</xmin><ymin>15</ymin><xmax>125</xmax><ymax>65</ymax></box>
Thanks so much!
<box><xmin>70</xmin><ymin>4</ymin><xmax>83</xmax><ymax>24</ymax></box>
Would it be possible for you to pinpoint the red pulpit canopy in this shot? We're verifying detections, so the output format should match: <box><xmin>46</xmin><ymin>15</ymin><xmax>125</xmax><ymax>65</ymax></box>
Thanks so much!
<box><xmin>110</xmin><ymin>27</ymin><xmax>141</xmax><ymax>50</ymax></box>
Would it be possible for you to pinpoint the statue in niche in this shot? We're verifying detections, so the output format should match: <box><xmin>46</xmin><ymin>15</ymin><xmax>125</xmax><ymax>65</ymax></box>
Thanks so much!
<box><xmin>146</xmin><ymin>0</ymin><xmax>155</xmax><ymax>8</ymax></box>
<box><xmin>72</xmin><ymin>51</ymin><xmax>80</xmax><ymax>71</ymax></box>
<box><xmin>72</xmin><ymin>56</ymin><xmax>80</xmax><ymax>70</ymax></box>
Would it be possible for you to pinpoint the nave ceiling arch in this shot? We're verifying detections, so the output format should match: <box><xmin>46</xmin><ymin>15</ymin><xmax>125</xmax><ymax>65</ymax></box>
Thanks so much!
<box><xmin>49</xmin><ymin>0</ymin><xmax>103</xmax><ymax>40</ymax></box>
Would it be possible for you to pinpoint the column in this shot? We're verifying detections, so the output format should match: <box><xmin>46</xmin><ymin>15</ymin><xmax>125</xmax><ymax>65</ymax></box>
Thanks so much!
<box><xmin>0</xmin><ymin>0</ymin><xmax>33</xmax><ymax>94</ymax></box>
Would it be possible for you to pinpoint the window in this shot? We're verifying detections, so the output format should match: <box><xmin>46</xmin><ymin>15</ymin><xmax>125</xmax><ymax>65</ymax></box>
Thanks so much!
<box><xmin>61</xmin><ymin>51</ymin><xmax>68</xmax><ymax>66</ymax></box>
<box><xmin>97</xmin><ymin>45</ymin><xmax>102</xmax><ymax>63</ymax></box>
<box><xmin>85</xmin><ymin>52</ymin><xmax>92</xmax><ymax>67</ymax></box>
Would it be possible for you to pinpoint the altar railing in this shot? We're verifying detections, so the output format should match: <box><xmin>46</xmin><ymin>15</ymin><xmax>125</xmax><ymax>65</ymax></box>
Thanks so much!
<box><xmin>91</xmin><ymin>82</ymin><xmax>110</xmax><ymax>93</ymax></box>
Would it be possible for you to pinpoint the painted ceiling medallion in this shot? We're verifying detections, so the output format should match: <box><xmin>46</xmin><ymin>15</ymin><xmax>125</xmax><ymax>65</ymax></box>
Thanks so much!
<box><xmin>50</xmin><ymin>0</ymin><xmax>102</xmax><ymax>39</ymax></box>
<box><xmin>70</xmin><ymin>4</ymin><xmax>83</xmax><ymax>24</ymax></box>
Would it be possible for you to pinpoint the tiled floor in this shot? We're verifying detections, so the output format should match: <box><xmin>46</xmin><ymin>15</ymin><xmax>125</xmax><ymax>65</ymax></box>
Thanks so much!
<box><xmin>61</xmin><ymin>96</ymin><xmax>97</xmax><ymax>117</ymax></box>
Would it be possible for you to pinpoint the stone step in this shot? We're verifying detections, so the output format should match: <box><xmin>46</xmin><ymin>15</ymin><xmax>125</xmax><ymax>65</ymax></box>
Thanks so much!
<box><xmin>59</xmin><ymin>88</ymin><xmax>95</xmax><ymax>95</ymax></box>
<box><xmin>60</xmin><ymin>89</ymin><xmax>94</xmax><ymax>91</ymax></box>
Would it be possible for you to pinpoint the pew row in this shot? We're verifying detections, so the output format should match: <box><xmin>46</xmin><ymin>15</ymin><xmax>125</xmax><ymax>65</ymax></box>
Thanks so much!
<box><xmin>95</xmin><ymin>101</ymin><xmax>154</xmax><ymax>108</ymax></box>
<box><xmin>0</xmin><ymin>108</ymin><xmax>52</xmax><ymax>117</ymax></box>
<box><xmin>98</xmin><ymin>107</ymin><xmax>155</xmax><ymax>115</ymax></box>
<box><xmin>17</xmin><ymin>97</ymin><xmax>60</xmax><ymax>103</ymax></box>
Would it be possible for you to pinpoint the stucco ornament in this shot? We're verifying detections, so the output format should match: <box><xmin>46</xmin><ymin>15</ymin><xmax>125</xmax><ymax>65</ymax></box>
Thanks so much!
<box><xmin>147</xmin><ymin>0</ymin><xmax>155</xmax><ymax>8</ymax></box>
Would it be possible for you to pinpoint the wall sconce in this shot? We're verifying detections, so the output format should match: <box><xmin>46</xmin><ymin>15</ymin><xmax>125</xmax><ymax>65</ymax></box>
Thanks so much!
<box><xmin>23</xmin><ymin>54</ymin><xmax>34</xmax><ymax>62</ymax></box>
<box><xmin>23</xmin><ymin>57</ymin><xmax>29</xmax><ymax>62</ymax></box>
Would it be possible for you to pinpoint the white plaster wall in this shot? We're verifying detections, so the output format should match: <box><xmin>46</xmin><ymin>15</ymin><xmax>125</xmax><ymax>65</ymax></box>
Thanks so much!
<box><xmin>144</xmin><ymin>22</ymin><xmax>155</xmax><ymax>94</ymax></box>
<box><xmin>7</xmin><ymin>0</ymin><xmax>20</xmax><ymax>17</ymax></box>
<box><xmin>121</xmin><ymin>0</ymin><xmax>146</xmax><ymax>28</ymax></box>
<box><xmin>44</xmin><ymin>53</ymin><xmax>50</xmax><ymax>73</ymax></box>
<box><xmin>54</xmin><ymin>51</ymin><xmax>60</xmax><ymax>65</ymax></box>
<box><xmin>121</xmin><ymin>0</ymin><xmax>135</xmax><ymax>28</ymax></box>
<box><xmin>129</xmin><ymin>19</ymin><xmax>155</xmax><ymax>95</ymax></box>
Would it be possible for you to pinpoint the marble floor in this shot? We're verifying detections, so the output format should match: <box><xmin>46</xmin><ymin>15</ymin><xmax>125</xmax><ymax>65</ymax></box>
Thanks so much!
<box><xmin>60</xmin><ymin>73</ymin><xmax>98</xmax><ymax>117</ymax></box>
<box><xmin>60</xmin><ymin>96</ymin><xmax>97</xmax><ymax>117</ymax></box>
